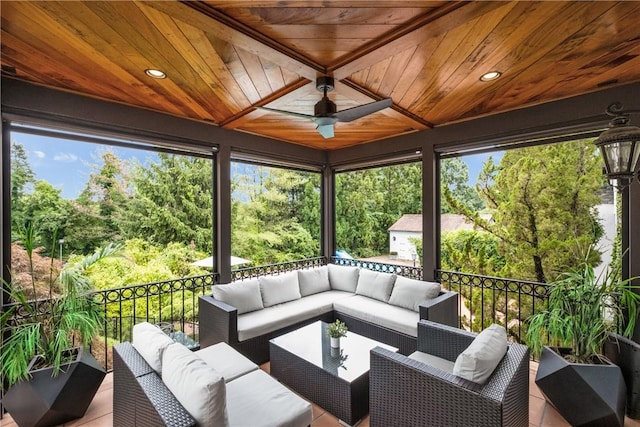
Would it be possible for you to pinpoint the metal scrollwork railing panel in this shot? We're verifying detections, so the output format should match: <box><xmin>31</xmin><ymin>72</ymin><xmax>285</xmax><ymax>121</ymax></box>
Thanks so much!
<box><xmin>231</xmin><ymin>257</ymin><xmax>326</xmax><ymax>282</ymax></box>
<box><xmin>331</xmin><ymin>257</ymin><xmax>423</xmax><ymax>280</ymax></box>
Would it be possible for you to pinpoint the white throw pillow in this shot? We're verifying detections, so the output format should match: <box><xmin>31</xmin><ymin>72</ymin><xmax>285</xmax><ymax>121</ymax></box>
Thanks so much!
<box><xmin>132</xmin><ymin>322</ymin><xmax>174</xmax><ymax>374</ymax></box>
<box><xmin>298</xmin><ymin>266</ymin><xmax>331</xmax><ymax>297</ymax></box>
<box><xmin>162</xmin><ymin>343</ymin><xmax>229</xmax><ymax>427</ymax></box>
<box><xmin>259</xmin><ymin>271</ymin><xmax>301</xmax><ymax>307</ymax></box>
<box><xmin>212</xmin><ymin>279</ymin><xmax>264</xmax><ymax>314</ymax></box>
<box><xmin>355</xmin><ymin>269</ymin><xmax>396</xmax><ymax>302</ymax></box>
<box><xmin>453</xmin><ymin>324</ymin><xmax>508</xmax><ymax>384</ymax></box>
<box><xmin>388</xmin><ymin>276</ymin><xmax>441</xmax><ymax>311</ymax></box>
<box><xmin>328</xmin><ymin>264</ymin><xmax>360</xmax><ymax>293</ymax></box>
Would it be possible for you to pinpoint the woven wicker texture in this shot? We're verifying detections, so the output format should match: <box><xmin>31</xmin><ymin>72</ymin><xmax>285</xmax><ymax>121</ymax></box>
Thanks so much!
<box><xmin>370</xmin><ymin>321</ymin><xmax>529</xmax><ymax>427</ymax></box>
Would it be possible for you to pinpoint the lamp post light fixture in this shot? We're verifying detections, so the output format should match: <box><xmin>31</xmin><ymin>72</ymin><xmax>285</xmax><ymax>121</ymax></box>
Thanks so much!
<box><xmin>594</xmin><ymin>102</ymin><xmax>640</xmax><ymax>190</ymax></box>
<box><xmin>58</xmin><ymin>238</ymin><xmax>64</xmax><ymax>263</ymax></box>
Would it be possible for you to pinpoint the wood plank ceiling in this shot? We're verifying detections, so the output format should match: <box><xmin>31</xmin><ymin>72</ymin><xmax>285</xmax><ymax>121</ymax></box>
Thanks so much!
<box><xmin>2</xmin><ymin>1</ymin><xmax>640</xmax><ymax>150</ymax></box>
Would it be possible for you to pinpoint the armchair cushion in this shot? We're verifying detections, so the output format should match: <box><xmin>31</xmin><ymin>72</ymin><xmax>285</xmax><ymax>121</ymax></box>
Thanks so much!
<box><xmin>162</xmin><ymin>343</ymin><xmax>228</xmax><ymax>427</ymax></box>
<box><xmin>409</xmin><ymin>351</ymin><xmax>455</xmax><ymax>373</ymax></box>
<box><xmin>388</xmin><ymin>276</ymin><xmax>441</xmax><ymax>311</ymax></box>
<box><xmin>453</xmin><ymin>323</ymin><xmax>508</xmax><ymax>384</ymax></box>
<box><xmin>298</xmin><ymin>266</ymin><xmax>331</xmax><ymax>296</ymax></box>
<box><xmin>355</xmin><ymin>269</ymin><xmax>396</xmax><ymax>302</ymax></box>
<box><xmin>259</xmin><ymin>271</ymin><xmax>301</xmax><ymax>307</ymax></box>
<box><xmin>213</xmin><ymin>279</ymin><xmax>264</xmax><ymax>314</ymax></box>
<box><xmin>132</xmin><ymin>322</ymin><xmax>174</xmax><ymax>374</ymax></box>
<box><xmin>328</xmin><ymin>264</ymin><xmax>359</xmax><ymax>292</ymax></box>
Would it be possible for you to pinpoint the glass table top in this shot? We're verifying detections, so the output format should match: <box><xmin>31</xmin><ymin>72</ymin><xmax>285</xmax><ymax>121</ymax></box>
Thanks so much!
<box><xmin>270</xmin><ymin>321</ymin><xmax>398</xmax><ymax>382</ymax></box>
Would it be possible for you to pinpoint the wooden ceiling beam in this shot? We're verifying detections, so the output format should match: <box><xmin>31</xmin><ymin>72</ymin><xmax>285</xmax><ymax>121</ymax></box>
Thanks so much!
<box><xmin>145</xmin><ymin>1</ymin><xmax>320</xmax><ymax>81</ymax></box>
<box><xmin>332</xmin><ymin>1</ymin><xmax>504</xmax><ymax>80</ymax></box>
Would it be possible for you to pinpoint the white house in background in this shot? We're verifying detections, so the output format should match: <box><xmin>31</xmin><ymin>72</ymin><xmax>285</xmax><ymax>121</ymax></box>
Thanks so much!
<box><xmin>388</xmin><ymin>214</ymin><xmax>481</xmax><ymax>260</ymax></box>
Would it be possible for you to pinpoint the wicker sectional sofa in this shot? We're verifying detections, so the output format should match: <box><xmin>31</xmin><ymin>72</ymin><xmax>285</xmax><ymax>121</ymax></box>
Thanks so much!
<box><xmin>113</xmin><ymin>322</ymin><xmax>312</xmax><ymax>427</ymax></box>
<box><xmin>199</xmin><ymin>263</ymin><xmax>459</xmax><ymax>364</ymax></box>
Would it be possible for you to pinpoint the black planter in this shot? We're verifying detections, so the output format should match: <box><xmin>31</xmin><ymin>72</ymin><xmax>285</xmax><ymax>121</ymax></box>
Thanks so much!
<box><xmin>2</xmin><ymin>347</ymin><xmax>106</xmax><ymax>427</ymax></box>
<box><xmin>604</xmin><ymin>333</ymin><xmax>640</xmax><ymax>419</ymax></box>
<box><xmin>535</xmin><ymin>346</ymin><xmax>626</xmax><ymax>427</ymax></box>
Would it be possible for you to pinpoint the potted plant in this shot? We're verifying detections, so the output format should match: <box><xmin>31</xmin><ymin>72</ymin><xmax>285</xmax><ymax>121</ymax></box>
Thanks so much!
<box><xmin>1</xmin><ymin>226</ymin><xmax>122</xmax><ymax>427</ymax></box>
<box><xmin>327</xmin><ymin>319</ymin><xmax>348</xmax><ymax>348</ymax></box>
<box><xmin>526</xmin><ymin>254</ymin><xmax>640</xmax><ymax>427</ymax></box>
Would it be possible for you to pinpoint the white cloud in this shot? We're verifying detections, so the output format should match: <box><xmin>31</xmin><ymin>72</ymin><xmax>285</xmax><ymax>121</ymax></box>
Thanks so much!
<box><xmin>53</xmin><ymin>153</ymin><xmax>78</xmax><ymax>162</ymax></box>
<box><xmin>32</xmin><ymin>150</ymin><xmax>45</xmax><ymax>159</ymax></box>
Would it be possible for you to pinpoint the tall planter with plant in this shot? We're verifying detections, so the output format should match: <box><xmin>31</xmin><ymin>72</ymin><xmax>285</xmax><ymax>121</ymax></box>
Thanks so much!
<box><xmin>1</xmin><ymin>226</ymin><xmax>122</xmax><ymax>427</ymax></box>
<box><xmin>527</xmin><ymin>255</ymin><xmax>640</xmax><ymax>427</ymax></box>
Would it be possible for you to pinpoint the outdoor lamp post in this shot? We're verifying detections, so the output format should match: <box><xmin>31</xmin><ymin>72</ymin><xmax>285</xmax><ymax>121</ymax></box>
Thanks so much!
<box><xmin>59</xmin><ymin>238</ymin><xmax>64</xmax><ymax>262</ymax></box>
<box><xmin>411</xmin><ymin>251</ymin><xmax>417</xmax><ymax>267</ymax></box>
<box><xmin>594</xmin><ymin>102</ymin><xmax>640</xmax><ymax>189</ymax></box>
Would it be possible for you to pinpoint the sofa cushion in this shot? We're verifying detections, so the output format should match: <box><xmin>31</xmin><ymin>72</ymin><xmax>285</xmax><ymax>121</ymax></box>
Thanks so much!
<box><xmin>328</xmin><ymin>264</ymin><xmax>359</xmax><ymax>293</ymax></box>
<box><xmin>409</xmin><ymin>351</ymin><xmax>455</xmax><ymax>373</ymax></box>
<box><xmin>259</xmin><ymin>271</ymin><xmax>301</xmax><ymax>307</ymax></box>
<box><xmin>453</xmin><ymin>323</ymin><xmax>508</xmax><ymax>384</ymax></box>
<box><xmin>213</xmin><ymin>279</ymin><xmax>264</xmax><ymax>314</ymax></box>
<box><xmin>162</xmin><ymin>343</ymin><xmax>228</xmax><ymax>427</ymax></box>
<box><xmin>298</xmin><ymin>266</ymin><xmax>331</xmax><ymax>297</ymax></box>
<box><xmin>388</xmin><ymin>276</ymin><xmax>441</xmax><ymax>312</ymax></box>
<box><xmin>333</xmin><ymin>295</ymin><xmax>420</xmax><ymax>337</ymax></box>
<box><xmin>355</xmin><ymin>269</ymin><xmax>396</xmax><ymax>302</ymax></box>
<box><xmin>132</xmin><ymin>322</ymin><xmax>174</xmax><ymax>374</ymax></box>
<box><xmin>226</xmin><ymin>369</ymin><xmax>313</xmax><ymax>427</ymax></box>
<box><xmin>195</xmin><ymin>342</ymin><xmax>258</xmax><ymax>382</ymax></box>
<box><xmin>237</xmin><ymin>290</ymin><xmax>353</xmax><ymax>342</ymax></box>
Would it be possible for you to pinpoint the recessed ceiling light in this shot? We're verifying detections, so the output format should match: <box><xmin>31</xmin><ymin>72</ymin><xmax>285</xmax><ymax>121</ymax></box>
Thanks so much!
<box><xmin>480</xmin><ymin>71</ymin><xmax>502</xmax><ymax>82</ymax></box>
<box><xmin>145</xmin><ymin>68</ymin><xmax>166</xmax><ymax>79</ymax></box>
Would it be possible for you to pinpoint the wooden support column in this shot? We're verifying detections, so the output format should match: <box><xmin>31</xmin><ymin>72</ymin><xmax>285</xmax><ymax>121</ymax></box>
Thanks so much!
<box><xmin>216</xmin><ymin>145</ymin><xmax>232</xmax><ymax>284</ymax></box>
<box><xmin>422</xmin><ymin>149</ymin><xmax>438</xmax><ymax>281</ymax></box>
<box><xmin>322</xmin><ymin>165</ymin><xmax>335</xmax><ymax>261</ymax></box>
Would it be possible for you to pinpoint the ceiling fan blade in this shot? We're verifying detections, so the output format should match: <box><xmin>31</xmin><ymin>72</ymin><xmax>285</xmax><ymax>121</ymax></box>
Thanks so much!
<box><xmin>316</xmin><ymin>123</ymin><xmax>335</xmax><ymax>139</ymax></box>
<box><xmin>258</xmin><ymin>106</ymin><xmax>315</xmax><ymax>120</ymax></box>
<box><xmin>334</xmin><ymin>98</ymin><xmax>393</xmax><ymax>123</ymax></box>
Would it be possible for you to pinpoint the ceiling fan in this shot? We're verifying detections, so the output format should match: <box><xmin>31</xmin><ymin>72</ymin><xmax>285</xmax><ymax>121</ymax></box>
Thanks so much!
<box><xmin>259</xmin><ymin>76</ymin><xmax>393</xmax><ymax>139</ymax></box>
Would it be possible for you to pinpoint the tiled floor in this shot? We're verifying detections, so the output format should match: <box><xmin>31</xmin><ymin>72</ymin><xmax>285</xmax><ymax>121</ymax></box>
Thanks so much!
<box><xmin>3</xmin><ymin>361</ymin><xmax>640</xmax><ymax>426</ymax></box>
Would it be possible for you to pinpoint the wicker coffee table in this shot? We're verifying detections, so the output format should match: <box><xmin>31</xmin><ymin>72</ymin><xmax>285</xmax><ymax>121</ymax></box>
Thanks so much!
<box><xmin>269</xmin><ymin>321</ymin><xmax>397</xmax><ymax>426</ymax></box>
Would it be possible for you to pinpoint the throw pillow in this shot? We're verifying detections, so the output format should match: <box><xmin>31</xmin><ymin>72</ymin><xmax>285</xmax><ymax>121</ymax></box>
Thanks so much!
<box><xmin>355</xmin><ymin>269</ymin><xmax>396</xmax><ymax>302</ymax></box>
<box><xmin>212</xmin><ymin>279</ymin><xmax>264</xmax><ymax>314</ymax></box>
<box><xmin>132</xmin><ymin>322</ymin><xmax>174</xmax><ymax>374</ymax></box>
<box><xmin>259</xmin><ymin>271</ymin><xmax>301</xmax><ymax>307</ymax></box>
<box><xmin>162</xmin><ymin>343</ymin><xmax>228</xmax><ymax>427</ymax></box>
<box><xmin>388</xmin><ymin>276</ymin><xmax>441</xmax><ymax>312</ymax></box>
<box><xmin>327</xmin><ymin>264</ymin><xmax>360</xmax><ymax>293</ymax></box>
<box><xmin>453</xmin><ymin>324</ymin><xmax>508</xmax><ymax>384</ymax></box>
<box><xmin>298</xmin><ymin>266</ymin><xmax>331</xmax><ymax>297</ymax></box>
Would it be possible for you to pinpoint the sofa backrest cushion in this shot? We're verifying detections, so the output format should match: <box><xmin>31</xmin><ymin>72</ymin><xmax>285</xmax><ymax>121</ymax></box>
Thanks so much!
<box><xmin>328</xmin><ymin>264</ymin><xmax>360</xmax><ymax>293</ymax></box>
<box><xmin>355</xmin><ymin>269</ymin><xmax>396</xmax><ymax>302</ymax></box>
<box><xmin>453</xmin><ymin>323</ymin><xmax>508</xmax><ymax>384</ymax></box>
<box><xmin>298</xmin><ymin>266</ymin><xmax>331</xmax><ymax>297</ymax></box>
<box><xmin>132</xmin><ymin>322</ymin><xmax>174</xmax><ymax>374</ymax></box>
<box><xmin>259</xmin><ymin>271</ymin><xmax>301</xmax><ymax>307</ymax></box>
<box><xmin>388</xmin><ymin>276</ymin><xmax>441</xmax><ymax>312</ymax></box>
<box><xmin>213</xmin><ymin>279</ymin><xmax>264</xmax><ymax>314</ymax></box>
<box><xmin>162</xmin><ymin>343</ymin><xmax>229</xmax><ymax>427</ymax></box>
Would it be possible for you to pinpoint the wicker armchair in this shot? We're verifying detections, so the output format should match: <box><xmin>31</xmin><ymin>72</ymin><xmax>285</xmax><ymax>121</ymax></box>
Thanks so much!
<box><xmin>369</xmin><ymin>320</ymin><xmax>529</xmax><ymax>427</ymax></box>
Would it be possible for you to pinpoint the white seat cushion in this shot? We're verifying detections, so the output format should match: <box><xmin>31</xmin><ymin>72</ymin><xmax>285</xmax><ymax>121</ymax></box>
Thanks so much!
<box><xmin>213</xmin><ymin>279</ymin><xmax>264</xmax><ymax>314</ymax></box>
<box><xmin>328</xmin><ymin>264</ymin><xmax>359</xmax><ymax>293</ymax></box>
<box><xmin>259</xmin><ymin>271</ymin><xmax>301</xmax><ymax>307</ymax></box>
<box><xmin>453</xmin><ymin>323</ymin><xmax>508</xmax><ymax>384</ymax></box>
<box><xmin>355</xmin><ymin>269</ymin><xmax>396</xmax><ymax>302</ymax></box>
<box><xmin>132</xmin><ymin>322</ymin><xmax>174</xmax><ymax>374</ymax></box>
<box><xmin>226</xmin><ymin>369</ymin><xmax>313</xmax><ymax>427</ymax></box>
<box><xmin>196</xmin><ymin>342</ymin><xmax>258</xmax><ymax>382</ymax></box>
<box><xmin>388</xmin><ymin>276</ymin><xmax>441</xmax><ymax>312</ymax></box>
<box><xmin>298</xmin><ymin>266</ymin><xmax>331</xmax><ymax>297</ymax></box>
<box><xmin>237</xmin><ymin>290</ymin><xmax>353</xmax><ymax>341</ymax></box>
<box><xmin>333</xmin><ymin>295</ymin><xmax>420</xmax><ymax>337</ymax></box>
<box><xmin>409</xmin><ymin>351</ymin><xmax>455</xmax><ymax>373</ymax></box>
<box><xmin>162</xmin><ymin>343</ymin><xmax>228</xmax><ymax>427</ymax></box>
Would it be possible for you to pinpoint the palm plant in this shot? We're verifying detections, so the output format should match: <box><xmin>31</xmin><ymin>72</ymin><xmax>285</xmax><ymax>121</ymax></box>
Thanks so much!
<box><xmin>1</xmin><ymin>225</ymin><xmax>122</xmax><ymax>387</ymax></box>
<box><xmin>527</xmin><ymin>252</ymin><xmax>640</xmax><ymax>364</ymax></box>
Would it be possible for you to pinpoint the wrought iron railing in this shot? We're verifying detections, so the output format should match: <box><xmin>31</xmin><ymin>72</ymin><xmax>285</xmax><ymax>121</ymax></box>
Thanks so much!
<box><xmin>436</xmin><ymin>269</ymin><xmax>551</xmax><ymax>343</ymax></box>
<box><xmin>331</xmin><ymin>257</ymin><xmax>423</xmax><ymax>279</ymax></box>
<box><xmin>232</xmin><ymin>257</ymin><xmax>326</xmax><ymax>281</ymax></box>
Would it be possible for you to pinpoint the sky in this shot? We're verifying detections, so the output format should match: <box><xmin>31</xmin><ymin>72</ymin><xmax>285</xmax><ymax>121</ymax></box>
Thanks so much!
<box><xmin>11</xmin><ymin>131</ymin><xmax>502</xmax><ymax>200</ymax></box>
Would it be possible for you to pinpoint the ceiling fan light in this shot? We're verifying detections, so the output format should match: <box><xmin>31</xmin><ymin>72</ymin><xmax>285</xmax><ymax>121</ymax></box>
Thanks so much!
<box><xmin>316</xmin><ymin>123</ymin><xmax>335</xmax><ymax>139</ymax></box>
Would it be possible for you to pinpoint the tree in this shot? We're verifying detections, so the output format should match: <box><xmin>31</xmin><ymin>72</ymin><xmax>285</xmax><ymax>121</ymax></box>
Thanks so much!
<box><xmin>446</xmin><ymin>139</ymin><xmax>604</xmax><ymax>282</ymax></box>
<box><xmin>441</xmin><ymin>158</ymin><xmax>484</xmax><ymax>214</ymax></box>
<box><xmin>121</xmin><ymin>154</ymin><xmax>214</xmax><ymax>252</ymax></box>
<box><xmin>10</xmin><ymin>142</ymin><xmax>35</xmax><ymax>237</ymax></box>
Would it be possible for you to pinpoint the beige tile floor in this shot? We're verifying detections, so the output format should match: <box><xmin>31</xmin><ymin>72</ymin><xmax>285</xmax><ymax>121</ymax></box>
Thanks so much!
<box><xmin>3</xmin><ymin>361</ymin><xmax>640</xmax><ymax>427</ymax></box>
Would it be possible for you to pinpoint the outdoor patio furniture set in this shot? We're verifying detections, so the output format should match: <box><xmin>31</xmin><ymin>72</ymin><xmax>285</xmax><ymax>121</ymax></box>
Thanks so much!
<box><xmin>111</xmin><ymin>265</ymin><xmax>529</xmax><ymax>426</ymax></box>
